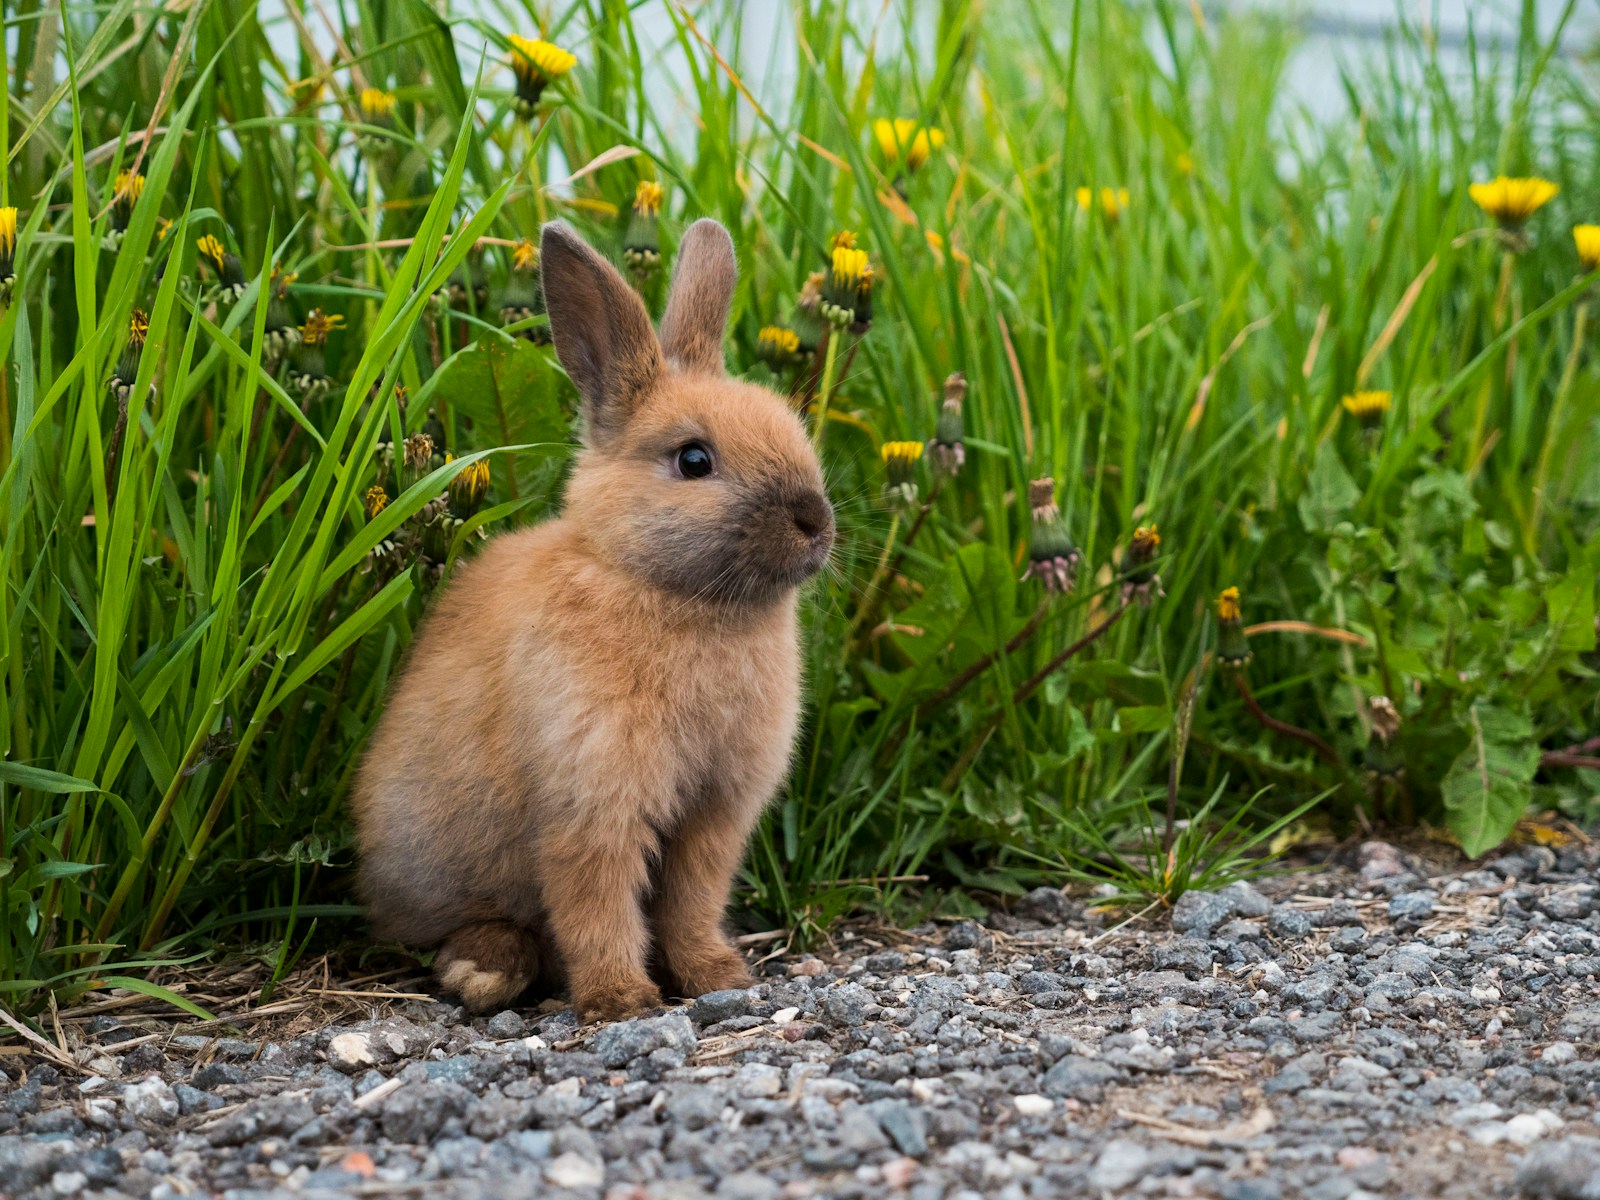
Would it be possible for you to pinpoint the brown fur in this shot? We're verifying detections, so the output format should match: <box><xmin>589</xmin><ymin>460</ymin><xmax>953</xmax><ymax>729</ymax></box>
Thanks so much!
<box><xmin>351</xmin><ymin>219</ymin><xmax>833</xmax><ymax>1021</ymax></box>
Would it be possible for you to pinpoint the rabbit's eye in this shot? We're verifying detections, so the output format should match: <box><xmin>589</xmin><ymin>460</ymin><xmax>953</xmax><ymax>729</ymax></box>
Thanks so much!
<box><xmin>675</xmin><ymin>442</ymin><xmax>715</xmax><ymax>479</ymax></box>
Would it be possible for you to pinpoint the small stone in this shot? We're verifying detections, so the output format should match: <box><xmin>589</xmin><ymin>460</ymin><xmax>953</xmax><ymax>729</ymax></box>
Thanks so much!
<box><xmin>1089</xmin><ymin>1139</ymin><xmax>1157</xmax><ymax>1191</ymax></box>
<box><xmin>881</xmin><ymin>1157</ymin><xmax>919</xmax><ymax>1188</ymax></box>
<box><xmin>944</xmin><ymin>920</ymin><xmax>985</xmax><ymax>950</ymax></box>
<box><xmin>1171</xmin><ymin>888</ymin><xmax>1239</xmax><ymax>935</ymax></box>
<box><xmin>1514</xmin><ymin>1134</ymin><xmax>1600</xmax><ymax>1198</ymax></box>
<box><xmin>545</xmin><ymin>1151</ymin><xmax>604</xmax><ymax>1189</ymax></box>
<box><xmin>692</xmin><ymin>989</ymin><xmax>755</xmax><ymax>1026</ymax></box>
<box><xmin>327</xmin><ymin>1032</ymin><xmax>378</xmax><ymax>1072</ymax></box>
<box><xmin>1012</xmin><ymin>1094</ymin><xmax>1053</xmax><ymax>1116</ymax></box>
<box><xmin>771</xmin><ymin>1007</ymin><xmax>800</xmax><ymax>1025</ymax></box>
<box><xmin>823</xmin><ymin>983</ymin><xmax>875</xmax><ymax>1027</ymax></box>
<box><xmin>872</xmin><ymin>1100</ymin><xmax>928</xmax><ymax>1158</ymax></box>
<box><xmin>484</xmin><ymin>1011</ymin><xmax>525</xmax><ymax>1040</ymax></box>
<box><xmin>1541</xmin><ymin>1041</ymin><xmax>1579</xmax><ymax>1066</ymax></box>
<box><xmin>123</xmin><ymin>1076</ymin><xmax>179</xmax><ymax>1124</ymax></box>
<box><xmin>1387</xmin><ymin>891</ymin><xmax>1435</xmax><ymax>923</ymax></box>
<box><xmin>589</xmin><ymin>1012</ymin><xmax>697</xmax><ymax>1067</ymax></box>
<box><xmin>1014</xmin><ymin>887</ymin><xmax>1073</xmax><ymax>924</ymax></box>
<box><xmin>1270</xmin><ymin>908</ymin><xmax>1314</xmax><ymax>938</ymax></box>
<box><xmin>1042</xmin><ymin>1055</ymin><xmax>1120</xmax><ymax>1100</ymax></box>
<box><xmin>380</xmin><ymin>1082</ymin><xmax>470</xmax><ymax>1144</ymax></box>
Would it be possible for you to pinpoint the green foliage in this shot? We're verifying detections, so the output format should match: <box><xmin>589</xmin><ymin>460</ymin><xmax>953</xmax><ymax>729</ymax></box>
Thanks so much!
<box><xmin>2</xmin><ymin>0</ymin><xmax>1598</xmax><ymax>1004</ymax></box>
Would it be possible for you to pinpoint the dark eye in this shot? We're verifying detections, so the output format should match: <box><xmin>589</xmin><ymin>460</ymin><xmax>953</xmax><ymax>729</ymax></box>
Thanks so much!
<box><xmin>676</xmin><ymin>442</ymin><xmax>715</xmax><ymax>479</ymax></box>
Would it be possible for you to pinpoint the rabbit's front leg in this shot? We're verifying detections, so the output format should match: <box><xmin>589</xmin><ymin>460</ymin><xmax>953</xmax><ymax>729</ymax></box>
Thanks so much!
<box><xmin>652</xmin><ymin>801</ymin><xmax>758</xmax><ymax>998</ymax></box>
<box><xmin>539</xmin><ymin>810</ymin><xmax>664</xmax><ymax>1022</ymax></box>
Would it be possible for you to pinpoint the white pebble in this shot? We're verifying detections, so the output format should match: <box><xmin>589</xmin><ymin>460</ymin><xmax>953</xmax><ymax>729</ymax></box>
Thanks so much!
<box><xmin>771</xmin><ymin>1007</ymin><xmax>800</xmax><ymax>1025</ymax></box>
<box><xmin>1013</xmin><ymin>1093</ymin><xmax>1053</xmax><ymax>1116</ymax></box>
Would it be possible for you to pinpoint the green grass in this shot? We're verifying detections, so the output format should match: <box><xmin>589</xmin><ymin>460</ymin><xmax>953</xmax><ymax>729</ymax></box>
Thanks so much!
<box><xmin>3</xmin><ymin>0</ymin><xmax>1598</xmax><ymax>1006</ymax></box>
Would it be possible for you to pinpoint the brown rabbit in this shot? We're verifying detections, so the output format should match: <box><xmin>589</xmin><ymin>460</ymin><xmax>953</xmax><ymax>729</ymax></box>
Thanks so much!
<box><xmin>351</xmin><ymin>218</ymin><xmax>834</xmax><ymax>1022</ymax></box>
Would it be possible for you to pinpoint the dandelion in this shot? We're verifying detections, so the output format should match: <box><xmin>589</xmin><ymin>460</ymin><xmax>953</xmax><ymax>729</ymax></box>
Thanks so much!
<box><xmin>1215</xmin><ymin>586</ymin><xmax>1251</xmax><ymax>668</ymax></box>
<box><xmin>1341</xmin><ymin>389</ymin><xmax>1392</xmax><ymax>429</ymax></box>
<box><xmin>1363</xmin><ymin>695</ymin><xmax>1404</xmax><ymax>780</ymax></box>
<box><xmin>500</xmin><ymin>237</ymin><xmax>548</xmax><ymax>340</ymax></box>
<box><xmin>1121</xmin><ymin>523</ymin><xmax>1164</xmax><ymax>607</ymax></box>
<box><xmin>821</xmin><ymin>235</ymin><xmax>872</xmax><ymax>331</ymax></box>
<box><xmin>108</xmin><ymin>309</ymin><xmax>150</xmax><ymax>404</ymax></box>
<box><xmin>449</xmin><ymin>458</ymin><xmax>492</xmax><ymax>520</ymax></box>
<box><xmin>0</xmin><ymin>206</ymin><xmax>16</xmax><ymax>304</ymax></box>
<box><xmin>357</xmin><ymin>88</ymin><xmax>397</xmax><ymax>153</ymax></box>
<box><xmin>881</xmin><ymin>440</ymin><xmax>924</xmax><ymax>508</ymax></box>
<box><xmin>623</xmin><ymin>181</ymin><xmax>664</xmax><ymax>278</ymax></box>
<box><xmin>404</xmin><ymin>432</ymin><xmax>435</xmax><ymax>476</ymax></box>
<box><xmin>1469</xmin><ymin>176</ymin><xmax>1558</xmax><ymax>228</ymax></box>
<box><xmin>1574</xmin><ymin>224</ymin><xmax>1600</xmax><ymax>274</ymax></box>
<box><xmin>873</xmin><ymin>118</ymin><xmax>945</xmax><ymax>173</ymax></box>
<box><xmin>287</xmin><ymin>308</ymin><xmax>344</xmax><ymax>401</ymax></box>
<box><xmin>756</xmin><ymin>324</ymin><xmax>802</xmax><ymax>370</ymax></box>
<box><xmin>508</xmin><ymin>35</ymin><xmax>576</xmax><ymax>117</ymax></box>
<box><xmin>264</xmin><ymin>267</ymin><xmax>300</xmax><ymax>357</ymax></box>
<box><xmin>1076</xmin><ymin>186</ymin><xmax>1131</xmax><ymax>223</ymax></box>
<box><xmin>1022</xmin><ymin>478</ymin><xmax>1080</xmax><ymax>594</ymax></box>
<box><xmin>105</xmin><ymin>170</ymin><xmax>145</xmax><ymax>249</ymax></box>
<box><xmin>927</xmin><ymin>372</ymin><xmax>966</xmax><ymax>477</ymax></box>
<box><xmin>196</xmin><ymin>233</ymin><xmax>247</xmax><ymax>301</ymax></box>
<box><xmin>363</xmin><ymin>485</ymin><xmax>390</xmax><ymax>519</ymax></box>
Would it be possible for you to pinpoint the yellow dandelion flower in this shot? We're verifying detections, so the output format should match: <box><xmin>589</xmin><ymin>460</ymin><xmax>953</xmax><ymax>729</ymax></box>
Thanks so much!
<box><xmin>0</xmin><ymin>205</ymin><xmax>17</xmax><ymax>267</ymax></box>
<box><xmin>196</xmin><ymin>234</ymin><xmax>226</xmax><ymax>270</ymax></box>
<box><xmin>632</xmin><ymin>180</ymin><xmax>663</xmax><ymax>217</ymax></box>
<box><xmin>1216</xmin><ymin>586</ymin><xmax>1242</xmax><ymax>623</ymax></box>
<box><xmin>830</xmin><ymin>230</ymin><xmax>858</xmax><ymax>252</ymax></box>
<box><xmin>1175</xmin><ymin>152</ymin><xmax>1194</xmax><ymax>176</ymax></box>
<box><xmin>115</xmin><ymin>169</ymin><xmax>146</xmax><ymax>205</ymax></box>
<box><xmin>872</xmin><ymin>118</ymin><xmax>946</xmax><ymax>173</ymax></box>
<box><xmin>129</xmin><ymin>308</ymin><xmax>150</xmax><ymax>345</ymax></box>
<box><xmin>756</xmin><ymin>324</ymin><xmax>802</xmax><ymax>367</ymax></box>
<box><xmin>359</xmin><ymin>88</ymin><xmax>397</xmax><ymax>120</ymax></box>
<box><xmin>1341</xmin><ymin>390</ymin><xmax>1392</xmax><ymax>428</ymax></box>
<box><xmin>1469</xmin><ymin>176</ymin><xmax>1559</xmax><ymax>228</ymax></box>
<box><xmin>1574</xmin><ymin>224</ymin><xmax>1600</xmax><ymax>273</ymax></box>
<box><xmin>830</xmin><ymin>245</ymin><xmax>869</xmax><ymax>290</ymax></box>
<box><xmin>1130</xmin><ymin>524</ymin><xmax>1161</xmax><ymax>560</ymax></box>
<box><xmin>363</xmin><ymin>485</ymin><xmax>390</xmax><ymax>519</ymax></box>
<box><xmin>449</xmin><ymin>458</ymin><xmax>492</xmax><ymax>518</ymax></box>
<box><xmin>1216</xmin><ymin>586</ymin><xmax>1250</xmax><ymax>666</ymax></box>
<box><xmin>512</xmin><ymin>237</ymin><xmax>538</xmax><ymax>272</ymax></box>
<box><xmin>1076</xmin><ymin>187</ymin><xmax>1131</xmax><ymax>222</ymax></box>
<box><xmin>508</xmin><ymin>36</ymin><xmax>576</xmax><ymax>115</ymax></box>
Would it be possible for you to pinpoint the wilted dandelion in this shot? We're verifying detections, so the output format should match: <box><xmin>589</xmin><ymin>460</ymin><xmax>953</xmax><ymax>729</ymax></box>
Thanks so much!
<box><xmin>105</xmin><ymin>170</ymin><xmax>144</xmax><ymax>249</ymax></box>
<box><xmin>264</xmin><ymin>267</ymin><xmax>300</xmax><ymax>357</ymax></box>
<box><xmin>822</xmin><ymin>235</ymin><xmax>872</xmax><ymax>331</ymax></box>
<box><xmin>1363</xmin><ymin>695</ymin><xmax>1405</xmax><ymax>780</ymax></box>
<box><xmin>1121</xmin><ymin>523</ymin><xmax>1164</xmax><ymax>607</ymax></box>
<box><xmin>197</xmin><ymin>234</ymin><xmax>247</xmax><ymax>300</ymax></box>
<box><xmin>508</xmin><ymin>36</ymin><xmax>575</xmax><ymax>117</ymax></box>
<box><xmin>449</xmin><ymin>459</ymin><xmax>491</xmax><ymax>520</ymax></box>
<box><xmin>623</xmin><ymin>181</ymin><xmax>663</xmax><ymax>278</ymax></box>
<box><xmin>403</xmin><ymin>433</ymin><xmax>435</xmax><ymax>480</ymax></box>
<box><xmin>881</xmin><ymin>440</ymin><xmax>924</xmax><ymax>508</ymax></box>
<box><xmin>756</xmin><ymin>324</ymin><xmax>802</xmax><ymax>370</ymax></box>
<box><xmin>1340</xmin><ymin>390</ymin><xmax>1392</xmax><ymax>429</ymax></box>
<box><xmin>500</xmin><ymin>237</ymin><xmax>548</xmax><ymax>340</ymax></box>
<box><xmin>357</xmin><ymin>88</ymin><xmax>397</xmax><ymax>153</ymax></box>
<box><xmin>1470</xmin><ymin>176</ymin><xmax>1558</xmax><ymax>228</ymax></box>
<box><xmin>792</xmin><ymin>272</ymin><xmax>827</xmax><ymax>354</ymax></box>
<box><xmin>1022</xmin><ymin>478</ymin><xmax>1080</xmax><ymax>594</ymax></box>
<box><xmin>108</xmin><ymin>309</ymin><xmax>150</xmax><ymax>404</ymax></box>
<box><xmin>1076</xmin><ymin>186</ymin><xmax>1131</xmax><ymax>223</ymax></box>
<box><xmin>0</xmin><ymin>206</ymin><xmax>16</xmax><ymax>304</ymax></box>
<box><xmin>927</xmin><ymin>372</ymin><xmax>967</xmax><ymax>477</ymax></box>
<box><xmin>1574</xmin><ymin>224</ymin><xmax>1600</xmax><ymax>274</ymax></box>
<box><xmin>1215</xmin><ymin>586</ymin><xmax>1251</xmax><ymax>668</ymax></box>
<box><xmin>873</xmin><ymin>118</ymin><xmax>945</xmax><ymax>173</ymax></box>
<box><xmin>288</xmin><ymin>308</ymin><xmax>344</xmax><ymax>401</ymax></box>
<box><xmin>363</xmin><ymin>485</ymin><xmax>390</xmax><ymax>519</ymax></box>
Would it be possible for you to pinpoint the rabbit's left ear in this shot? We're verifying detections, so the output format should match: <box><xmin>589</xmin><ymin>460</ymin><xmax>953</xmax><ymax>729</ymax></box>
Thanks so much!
<box><xmin>658</xmin><ymin>218</ymin><xmax>737</xmax><ymax>375</ymax></box>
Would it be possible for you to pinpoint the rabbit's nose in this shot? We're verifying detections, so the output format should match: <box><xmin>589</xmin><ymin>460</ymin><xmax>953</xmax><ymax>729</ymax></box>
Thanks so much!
<box><xmin>791</xmin><ymin>491</ymin><xmax>833</xmax><ymax>541</ymax></box>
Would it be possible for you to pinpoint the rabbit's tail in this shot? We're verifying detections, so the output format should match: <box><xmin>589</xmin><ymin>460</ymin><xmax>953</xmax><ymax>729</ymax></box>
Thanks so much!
<box><xmin>435</xmin><ymin>921</ymin><xmax>544</xmax><ymax>1012</ymax></box>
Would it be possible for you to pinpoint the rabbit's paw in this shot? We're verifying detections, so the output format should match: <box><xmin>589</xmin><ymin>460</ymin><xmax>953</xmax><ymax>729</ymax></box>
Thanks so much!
<box><xmin>576</xmin><ymin>978</ymin><xmax>663</xmax><ymax>1024</ymax></box>
<box><xmin>670</xmin><ymin>944</ymin><xmax>755</xmax><ymax>997</ymax></box>
<box><xmin>436</xmin><ymin>922</ymin><xmax>539</xmax><ymax>1012</ymax></box>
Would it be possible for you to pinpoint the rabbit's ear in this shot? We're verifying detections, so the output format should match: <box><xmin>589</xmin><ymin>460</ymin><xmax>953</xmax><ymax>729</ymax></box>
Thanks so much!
<box><xmin>658</xmin><ymin>218</ymin><xmax>737</xmax><ymax>375</ymax></box>
<box><xmin>541</xmin><ymin>221</ymin><xmax>662</xmax><ymax>446</ymax></box>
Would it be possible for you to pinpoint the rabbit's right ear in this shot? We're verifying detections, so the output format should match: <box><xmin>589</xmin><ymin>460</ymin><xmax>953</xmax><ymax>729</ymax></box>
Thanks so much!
<box><xmin>540</xmin><ymin>222</ymin><xmax>661</xmax><ymax>447</ymax></box>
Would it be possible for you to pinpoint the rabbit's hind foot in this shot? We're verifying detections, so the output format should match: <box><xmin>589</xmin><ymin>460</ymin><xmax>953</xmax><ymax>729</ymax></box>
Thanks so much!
<box><xmin>435</xmin><ymin>921</ymin><xmax>540</xmax><ymax>1012</ymax></box>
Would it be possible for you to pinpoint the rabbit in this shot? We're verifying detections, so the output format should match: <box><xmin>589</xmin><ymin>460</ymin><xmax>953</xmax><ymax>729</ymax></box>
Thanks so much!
<box><xmin>351</xmin><ymin>218</ymin><xmax>835</xmax><ymax>1022</ymax></box>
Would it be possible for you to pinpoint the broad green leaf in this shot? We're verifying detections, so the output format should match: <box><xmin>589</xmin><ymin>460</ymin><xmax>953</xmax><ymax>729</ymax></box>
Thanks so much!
<box><xmin>1441</xmin><ymin>704</ymin><xmax>1539</xmax><ymax>857</ymax></box>
<box><xmin>1298</xmin><ymin>441</ymin><xmax>1361</xmax><ymax>532</ymax></box>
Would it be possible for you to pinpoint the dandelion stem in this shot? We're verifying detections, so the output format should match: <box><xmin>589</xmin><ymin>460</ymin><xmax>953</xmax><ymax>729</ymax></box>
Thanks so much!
<box><xmin>810</xmin><ymin>324</ymin><xmax>844</xmax><ymax>452</ymax></box>
<box><xmin>914</xmin><ymin>600</ymin><xmax>1050</xmax><ymax>722</ymax></box>
<box><xmin>844</xmin><ymin>510</ymin><xmax>901</xmax><ymax>643</ymax></box>
<box><xmin>1527</xmin><ymin>300</ymin><xmax>1587</xmax><ymax>545</ymax></box>
<box><xmin>1233</xmin><ymin>672</ymin><xmax>1341</xmax><ymax>766</ymax></box>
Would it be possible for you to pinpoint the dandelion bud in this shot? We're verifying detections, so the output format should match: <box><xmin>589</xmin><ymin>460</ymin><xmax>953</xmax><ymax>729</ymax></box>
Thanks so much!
<box><xmin>108</xmin><ymin>309</ymin><xmax>150</xmax><ymax>403</ymax></box>
<box><xmin>792</xmin><ymin>272</ymin><xmax>826</xmax><ymax>354</ymax></box>
<box><xmin>756</xmin><ymin>324</ymin><xmax>802</xmax><ymax>370</ymax></box>
<box><xmin>0</xmin><ymin>206</ymin><xmax>20</xmax><ymax>304</ymax></box>
<box><xmin>622</xmin><ymin>181</ymin><xmax>663</xmax><ymax>278</ymax></box>
<box><xmin>1363</xmin><ymin>696</ymin><xmax>1404</xmax><ymax>779</ymax></box>
<box><xmin>105</xmin><ymin>170</ymin><xmax>145</xmax><ymax>250</ymax></box>
<box><xmin>1340</xmin><ymin>390</ymin><xmax>1391</xmax><ymax>430</ymax></box>
<box><xmin>357</xmin><ymin>88</ymin><xmax>398</xmax><ymax>155</ymax></box>
<box><xmin>449</xmin><ymin>458</ymin><xmax>491</xmax><ymax>520</ymax></box>
<box><xmin>508</xmin><ymin>36</ymin><xmax>576</xmax><ymax>118</ymax></box>
<box><xmin>1022</xmin><ymin>478</ymin><xmax>1080</xmax><ymax>594</ymax></box>
<box><xmin>288</xmin><ymin>309</ymin><xmax>344</xmax><ymax>402</ymax></box>
<box><xmin>1215</xmin><ymin>586</ymin><xmax>1252</xmax><ymax>668</ymax></box>
<box><xmin>403</xmin><ymin>432</ymin><xmax>434</xmax><ymax>475</ymax></box>
<box><xmin>1121</xmin><ymin>523</ymin><xmax>1164</xmax><ymax>607</ymax></box>
<box><xmin>880</xmin><ymin>440</ymin><xmax>924</xmax><ymax>509</ymax></box>
<box><xmin>928</xmin><ymin>372</ymin><xmax>967</xmax><ymax>477</ymax></box>
<box><xmin>499</xmin><ymin>238</ymin><xmax>548</xmax><ymax>340</ymax></box>
<box><xmin>196</xmin><ymin>233</ymin><xmax>247</xmax><ymax>301</ymax></box>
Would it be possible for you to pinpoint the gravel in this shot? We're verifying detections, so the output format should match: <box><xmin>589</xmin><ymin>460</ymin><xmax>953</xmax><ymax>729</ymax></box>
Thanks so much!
<box><xmin>2</xmin><ymin>842</ymin><xmax>1599</xmax><ymax>1198</ymax></box>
